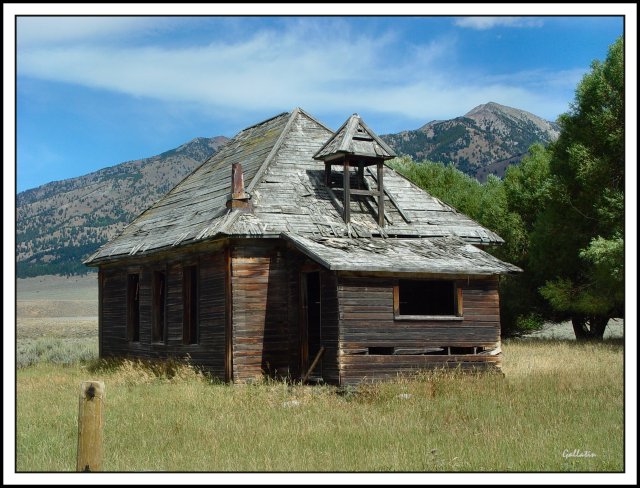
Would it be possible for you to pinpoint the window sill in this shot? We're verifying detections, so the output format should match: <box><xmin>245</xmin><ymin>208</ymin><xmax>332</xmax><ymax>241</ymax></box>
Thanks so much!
<box><xmin>394</xmin><ymin>315</ymin><xmax>464</xmax><ymax>321</ymax></box>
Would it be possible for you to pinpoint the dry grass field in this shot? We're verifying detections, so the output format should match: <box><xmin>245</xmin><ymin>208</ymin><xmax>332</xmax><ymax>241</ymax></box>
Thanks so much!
<box><xmin>15</xmin><ymin>274</ymin><xmax>99</xmax><ymax>367</ymax></box>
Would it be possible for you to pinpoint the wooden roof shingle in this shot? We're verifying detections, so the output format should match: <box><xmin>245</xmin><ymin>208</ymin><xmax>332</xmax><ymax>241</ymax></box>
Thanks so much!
<box><xmin>283</xmin><ymin>233</ymin><xmax>522</xmax><ymax>275</ymax></box>
<box><xmin>85</xmin><ymin>108</ymin><xmax>517</xmax><ymax>275</ymax></box>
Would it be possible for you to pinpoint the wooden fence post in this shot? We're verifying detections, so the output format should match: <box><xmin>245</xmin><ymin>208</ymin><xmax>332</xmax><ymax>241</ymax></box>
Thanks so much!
<box><xmin>77</xmin><ymin>380</ymin><xmax>105</xmax><ymax>472</ymax></box>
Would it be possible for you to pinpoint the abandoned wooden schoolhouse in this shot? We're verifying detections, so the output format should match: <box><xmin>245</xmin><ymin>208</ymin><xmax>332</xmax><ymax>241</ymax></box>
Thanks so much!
<box><xmin>84</xmin><ymin>108</ymin><xmax>521</xmax><ymax>385</ymax></box>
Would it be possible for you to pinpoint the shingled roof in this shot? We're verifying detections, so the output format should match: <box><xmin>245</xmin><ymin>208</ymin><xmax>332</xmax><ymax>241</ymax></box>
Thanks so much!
<box><xmin>284</xmin><ymin>233</ymin><xmax>520</xmax><ymax>275</ymax></box>
<box><xmin>85</xmin><ymin>108</ymin><xmax>519</xmax><ymax>274</ymax></box>
<box><xmin>313</xmin><ymin>113</ymin><xmax>396</xmax><ymax>162</ymax></box>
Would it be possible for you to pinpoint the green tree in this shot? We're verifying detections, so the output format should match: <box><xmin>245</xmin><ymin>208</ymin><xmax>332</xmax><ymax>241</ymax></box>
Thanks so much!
<box><xmin>528</xmin><ymin>35</ymin><xmax>624</xmax><ymax>340</ymax></box>
<box><xmin>499</xmin><ymin>143</ymin><xmax>555</xmax><ymax>333</ymax></box>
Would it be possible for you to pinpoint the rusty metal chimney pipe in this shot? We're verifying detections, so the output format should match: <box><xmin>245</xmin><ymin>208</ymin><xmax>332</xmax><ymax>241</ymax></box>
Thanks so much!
<box><xmin>231</xmin><ymin>163</ymin><xmax>248</xmax><ymax>199</ymax></box>
<box><xmin>226</xmin><ymin>162</ymin><xmax>252</xmax><ymax>211</ymax></box>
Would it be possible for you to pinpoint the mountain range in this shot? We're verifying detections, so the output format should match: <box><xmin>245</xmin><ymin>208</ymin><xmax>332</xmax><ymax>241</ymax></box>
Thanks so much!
<box><xmin>16</xmin><ymin>102</ymin><xmax>559</xmax><ymax>277</ymax></box>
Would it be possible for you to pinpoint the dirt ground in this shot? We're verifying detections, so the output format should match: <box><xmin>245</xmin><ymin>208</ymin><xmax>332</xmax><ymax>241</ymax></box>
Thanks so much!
<box><xmin>521</xmin><ymin>318</ymin><xmax>624</xmax><ymax>340</ymax></box>
<box><xmin>16</xmin><ymin>274</ymin><xmax>98</xmax><ymax>301</ymax></box>
<box><xmin>16</xmin><ymin>274</ymin><xmax>99</xmax><ymax>340</ymax></box>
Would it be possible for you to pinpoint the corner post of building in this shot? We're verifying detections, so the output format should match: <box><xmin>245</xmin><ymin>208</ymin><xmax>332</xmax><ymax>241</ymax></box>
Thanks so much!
<box><xmin>377</xmin><ymin>161</ymin><xmax>385</xmax><ymax>227</ymax></box>
<box><xmin>343</xmin><ymin>159</ymin><xmax>351</xmax><ymax>224</ymax></box>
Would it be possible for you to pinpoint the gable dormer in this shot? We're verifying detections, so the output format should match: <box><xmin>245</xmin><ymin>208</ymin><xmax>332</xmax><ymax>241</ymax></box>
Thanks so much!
<box><xmin>313</xmin><ymin>114</ymin><xmax>396</xmax><ymax>226</ymax></box>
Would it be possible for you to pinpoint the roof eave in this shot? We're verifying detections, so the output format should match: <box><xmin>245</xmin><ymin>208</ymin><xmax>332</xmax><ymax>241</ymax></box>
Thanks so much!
<box><xmin>282</xmin><ymin>232</ymin><xmax>521</xmax><ymax>276</ymax></box>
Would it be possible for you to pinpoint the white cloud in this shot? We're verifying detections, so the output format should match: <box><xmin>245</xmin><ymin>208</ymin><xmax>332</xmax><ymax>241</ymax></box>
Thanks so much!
<box><xmin>16</xmin><ymin>17</ymin><xmax>573</xmax><ymax>127</ymax></box>
<box><xmin>454</xmin><ymin>17</ymin><xmax>544</xmax><ymax>30</ymax></box>
<box><xmin>17</xmin><ymin>23</ymin><xmax>400</xmax><ymax>110</ymax></box>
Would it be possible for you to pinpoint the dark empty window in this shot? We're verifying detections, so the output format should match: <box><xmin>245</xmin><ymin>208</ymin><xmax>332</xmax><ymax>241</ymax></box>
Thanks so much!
<box><xmin>368</xmin><ymin>346</ymin><xmax>395</xmax><ymax>355</ymax></box>
<box><xmin>152</xmin><ymin>270</ymin><xmax>166</xmax><ymax>343</ymax></box>
<box><xmin>183</xmin><ymin>265</ymin><xmax>199</xmax><ymax>345</ymax></box>
<box><xmin>395</xmin><ymin>280</ymin><xmax>459</xmax><ymax>317</ymax></box>
<box><xmin>127</xmin><ymin>273</ymin><xmax>140</xmax><ymax>342</ymax></box>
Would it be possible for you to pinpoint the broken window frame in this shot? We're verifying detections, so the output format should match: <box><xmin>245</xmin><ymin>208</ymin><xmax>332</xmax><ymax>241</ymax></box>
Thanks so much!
<box><xmin>182</xmin><ymin>264</ymin><xmax>199</xmax><ymax>345</ymax></box>
<box><xmin>127</xmin><ymin>272</ymin><xmax>141</xmax><ymax>342</ymax></box>
<box><xmin>393</xmin><ymin>279</ymin><xmax>463</xmax><ymax>321</ymax></box>
<box><xmin>152</xmin><ymin>269</ymin><xmax>167</xmax><ymax>343</ymax></box>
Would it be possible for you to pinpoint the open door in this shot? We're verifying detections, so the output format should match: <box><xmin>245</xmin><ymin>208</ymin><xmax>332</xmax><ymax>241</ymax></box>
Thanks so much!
<box><xmin>301</xmin><ymin>271</ymin><xmax>322</xmax><ymax>381</ymax></box>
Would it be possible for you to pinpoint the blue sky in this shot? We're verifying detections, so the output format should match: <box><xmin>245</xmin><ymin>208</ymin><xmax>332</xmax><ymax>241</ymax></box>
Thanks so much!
<box><xmin>7</xmin><ymin>5</ymin><xmax>632</xmax><ymax>193</ymax></box>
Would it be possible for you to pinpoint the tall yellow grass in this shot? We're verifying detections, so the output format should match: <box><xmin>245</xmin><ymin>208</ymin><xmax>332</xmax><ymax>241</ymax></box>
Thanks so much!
<box><xmin>15</xmin><ymin>339</ymin><xmax>624</xmax><ymax>472</ymax></box>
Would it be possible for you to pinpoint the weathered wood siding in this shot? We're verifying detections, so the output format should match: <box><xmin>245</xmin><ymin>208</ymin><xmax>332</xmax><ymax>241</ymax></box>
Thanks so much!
<box><xmin>98</xmin><ymin>239</ymin><xmax>307</xmax><ymax>383</ymax></box>
<box><xmin>97</xmin><ymin>247</ymin><xmax>227</xmax><ymax>377</ymax></box>
<box><xmin>286</xmin><ymin>255</ymin><xmax>306</xmax><ymax>379</ymax></box>
<box><xmin>137</xmin><ymin>267</ymin><xmax>153</xmax><ymax>347</ymax></box>
<box><xmin>98</xmin><ymin>240</ymin><xmax>503</xmax><ymax>386</ymax></box>
<box><xmin>336</xmin><ymin>275</ymin><xmax>502</xmax><ymax>385</ymax></box>
<box><xmin>195</xmin><ymin>253</ymin><xmax>227</xmax><ymax>377</ymax></box>
<box><xmin>100</xmin><ymin>268</ymin><xmax>128</xmax><ymax>356</ymax></box>
<box><xmin>231</xmin><ymin>240</ymin><xmax>300</xmax><ymax>382</ymax></box>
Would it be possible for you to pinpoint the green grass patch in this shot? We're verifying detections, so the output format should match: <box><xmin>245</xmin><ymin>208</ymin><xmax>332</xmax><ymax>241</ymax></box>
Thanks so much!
<box><xmin>15</xmin><ymin>340</ymin><xmax>624</xmax><ymax>472</ymax></box>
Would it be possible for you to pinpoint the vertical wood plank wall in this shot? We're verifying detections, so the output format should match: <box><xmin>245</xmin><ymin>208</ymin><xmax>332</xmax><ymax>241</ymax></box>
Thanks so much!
<box><xmin>317</xmin><ymin>270</ymin><xmax>340</xmax><ymax>384</ymax></box>
<box><xmin>98</xmin><ymin>249</ymin><xmax>227</xmax><ymax>376</ymax></box>
<box><xmin>230</xmin><ymin>240</ymin><xmax>300</xmax><ymax>382</ymax></box>
<box><xmin>100</xmin><ymin>269</ymin><xmax>127</xmax><ymax>355</ymax></box>
<box><xmin>197</xmin><ymin>252</ymin><xmax>227</xmax><ymax>377</ymax></box>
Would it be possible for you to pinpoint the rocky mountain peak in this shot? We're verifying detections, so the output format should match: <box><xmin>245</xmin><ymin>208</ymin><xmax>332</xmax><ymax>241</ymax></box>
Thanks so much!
<box><xmin>382</xmin><ymin>102</ymin><xmax>560</xmax><ymax>182</ymax></box>
<box><xmin>463</xmin><ymin>102</ymin><xmax>560</xmax><ymax>138</ymax></box>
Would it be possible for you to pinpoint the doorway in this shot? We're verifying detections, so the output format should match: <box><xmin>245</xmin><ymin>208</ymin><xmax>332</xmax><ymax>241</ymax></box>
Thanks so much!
<box><xmin>301</xmin><ymin>271</ymin><xmax>322</xmax><ymax>379</ymax></box>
